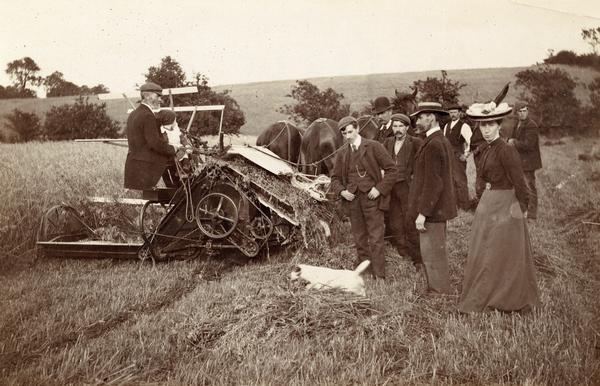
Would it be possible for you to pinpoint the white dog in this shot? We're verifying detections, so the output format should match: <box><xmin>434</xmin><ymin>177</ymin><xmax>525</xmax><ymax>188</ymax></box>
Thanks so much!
<box><xmin>289</xmin><ymin>260</ymin><xmax>371</xmax><ymax>296</ymax></box>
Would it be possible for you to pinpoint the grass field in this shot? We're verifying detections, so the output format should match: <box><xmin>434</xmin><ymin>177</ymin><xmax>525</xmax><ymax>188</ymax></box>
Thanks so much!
<box><xmin>0</xmin><ymin>134</ymin><xmax>599</xmax><ymax>384</ymax></box>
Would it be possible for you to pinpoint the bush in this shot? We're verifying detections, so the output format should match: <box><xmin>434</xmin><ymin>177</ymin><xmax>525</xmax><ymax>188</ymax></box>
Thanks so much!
<box><xmin>43</xmin><ymin>97</ymin><xmax>121</xmax><ymax>140</ymax></box>
<box><xmin>544</xmin><ymin>50</ymin><xmax>600</xmax><ymax>70</ymax></box>
<box><xmin>172</xmin><ymin>75</ymin><xmax>246</xmax><ymax>136</ymax></box>
<box><xmin>145</xmin><ymin>57</ymin><xmax>246</xmax><ymax>136</ymax></box>
<box><xmin>578</xmin><ymin>76</ymin><xmax>600</xmax><ymax>135</ymax></box>
<box><xmin>4</xmin><ymin>109</ymin><xmax>41</xmax><ymax>142</ymax></box>
<box><xmin>278</xmin><ymin>80</ymin><xmax>350</xmax><ymax>125</ymax></box>
<box><xmin>515</xmin><ymin>65</ymin><xmax>581</xmax><ymax>135</ymax></box>
<box><xmin>411</xmin><ymin>70</ymin><xmax>466</xmax><ymax>105</ymax></box>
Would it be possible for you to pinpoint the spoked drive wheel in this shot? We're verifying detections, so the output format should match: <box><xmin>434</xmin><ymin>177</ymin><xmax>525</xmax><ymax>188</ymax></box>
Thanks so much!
<box><xmin>37</xmin><ymin>204</ymin><xmax>93</xmax><ymax>242</ymax></box>
<box><xmin>195</xmin><ymin>192</ymin><xmax>239</xmax><ymax>239</ymax></box>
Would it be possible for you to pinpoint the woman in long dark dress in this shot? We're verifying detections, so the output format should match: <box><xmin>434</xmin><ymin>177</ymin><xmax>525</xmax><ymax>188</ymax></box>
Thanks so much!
<box><xmin>458</xmin><ymin>102</ymin><xmax>540</xmax><ymax>313</ymax></box>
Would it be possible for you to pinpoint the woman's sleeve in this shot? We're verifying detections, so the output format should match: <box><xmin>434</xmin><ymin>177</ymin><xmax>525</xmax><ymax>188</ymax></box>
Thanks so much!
<box><xmin>500</xmin><ymin>145</ymin><xmax>529</xmax><ymax>212</ymax></box>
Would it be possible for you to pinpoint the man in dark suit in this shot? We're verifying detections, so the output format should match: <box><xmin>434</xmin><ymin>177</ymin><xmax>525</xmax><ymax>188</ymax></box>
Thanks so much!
<box><xmin>508</xmin><ymin>103</ymin><xmax>542</xmax><ymax>219</ymax></box>
<box><xmin>124</xmin><ymin>82</ymin><xmax>177</xmax><ymax>190</ymax></box>
<box><xmin>330</xmin><ymin>116</ymin><xmax>398</xmax><ymax>279</ymax></box>
<box><xmin>409</xmin><ymin>102</ymin><xmax>457</xmax><ymax>294</ymax></box>
<box><xmin>442</xmin><ymin>104</ymin><xmax>472</xmax><ymax>211</ymax></box>
<box><xmin>382</xmin><ymin>113</ymin><xmax>423</xmax><ymax>267</ymax></box>
<box><xmin>372</xmin><ymin>96</ymin><xmax>394</xmax><ymax>143</ymax></box>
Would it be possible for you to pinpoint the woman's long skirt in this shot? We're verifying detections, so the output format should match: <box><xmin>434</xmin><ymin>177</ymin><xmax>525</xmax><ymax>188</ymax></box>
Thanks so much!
<box><xmin>458</xmin><ymin>189</ymin><xmax>540</xmax><ymax>313</ymax></box>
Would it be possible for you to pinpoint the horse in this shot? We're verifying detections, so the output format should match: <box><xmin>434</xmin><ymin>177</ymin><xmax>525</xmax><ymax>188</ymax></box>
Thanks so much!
<box><xmin>299</xmin><ymin>118</ymin><xmax>343</xmax><ymax>176</ymax></box>
<box><xmin>358</xmin><ymin>89</ymin><xmax>419</xmax><ymax>140</ymax></box>
<box><xmin>391</xmin><ymin>88</ymin><xmax>418</xmax><ymax>116</ymax></box>
<box><xmin>356</xmin><ymin>115</ymin><xmax>380</xmax><ymax>140</ymax></box>
<box><xmin>256</xmin><ymin>120</ymin><xmax>303</xmax><ymax>164</ymax></box>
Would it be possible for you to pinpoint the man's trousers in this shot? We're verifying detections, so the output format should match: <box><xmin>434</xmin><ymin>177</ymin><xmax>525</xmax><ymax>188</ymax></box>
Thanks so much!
<box><xmin>419</xmin><ymin>221</ymin><xmax>451</xmax><ymax>294</ymax></box>
<box><xmin>348</xmin><ymin>192</ymin><xmax>386</xmax><ymax>278</ymax></box>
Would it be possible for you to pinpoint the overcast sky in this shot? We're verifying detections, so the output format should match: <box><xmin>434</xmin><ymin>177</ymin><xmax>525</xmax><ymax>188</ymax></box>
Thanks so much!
<box><xmin>1</xmin><ymin>0</ymin><xmax>599</xmax><ymax>96</ymax></box>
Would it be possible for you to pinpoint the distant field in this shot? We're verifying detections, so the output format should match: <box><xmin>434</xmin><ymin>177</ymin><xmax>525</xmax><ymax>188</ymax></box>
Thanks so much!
<box><xmin>1</xmin><ymin>64</ymin><xmax>599</xmax><ymax>138</ymax></box>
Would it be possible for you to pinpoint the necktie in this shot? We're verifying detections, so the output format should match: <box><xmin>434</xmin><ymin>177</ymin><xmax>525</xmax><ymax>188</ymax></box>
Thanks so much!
<box><xmin>351</xmin><ymin>144</ymin><xmax>357</xmax><ymax>152</ymax></box>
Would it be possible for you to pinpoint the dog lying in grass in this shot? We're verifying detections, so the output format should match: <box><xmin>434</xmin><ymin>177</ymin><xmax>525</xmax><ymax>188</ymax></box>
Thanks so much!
<box><xmin>290</xmin><ymin>260</ymin><xmax>371</xmax><ymax>296</ymax></box>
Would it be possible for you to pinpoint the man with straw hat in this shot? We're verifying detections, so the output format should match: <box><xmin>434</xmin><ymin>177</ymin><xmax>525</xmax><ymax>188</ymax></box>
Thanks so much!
<box><xmin>408</xmin><ymin>102</ymin><xmax>457</xmax><ymax>294</ymax></box>
<box><xmin>382</xmin><ymin>113</ymin><xmax>423</xmax><ymax>268</ymax></box>
<box><xmin>124</xmin><ymin>82</ymin><xmax>177</xmax><ymax>190</ymax></box>
<box><xmin>330</xmin><ymin>116</ymin><xmax>398</xmax><ymax>279</ymax></box>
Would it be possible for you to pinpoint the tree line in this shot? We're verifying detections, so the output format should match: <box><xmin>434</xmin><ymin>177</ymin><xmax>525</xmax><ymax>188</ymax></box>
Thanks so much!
<box><xmin>0</xmin><ymin>57</ymin><xmax>109</xmax><ymax>99</ymax></box>
<box><xmin>1</xmin><ymin>56</ymin><xmax>245</xmax><ymax>142</ymax></box>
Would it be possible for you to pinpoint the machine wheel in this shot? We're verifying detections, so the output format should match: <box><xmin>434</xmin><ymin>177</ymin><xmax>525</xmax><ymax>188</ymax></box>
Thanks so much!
<box><xmin>249</xmin><ymin>216</ymin><xmax>273</xmax><ymax>240</ymax></box>
<box><xmin>195</xmin><ymin>193</ymin><xmax>239</xmax><ymax>239</ymax></box>
<box><xmin>37</xmin><ymin>204</ymin><xmax>93</xmax><ymax>242</ymax></box>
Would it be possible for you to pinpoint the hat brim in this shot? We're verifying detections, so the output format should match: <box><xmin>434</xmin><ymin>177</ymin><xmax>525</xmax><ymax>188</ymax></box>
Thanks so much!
<box><xmin>467</xmin><ymin>110</ymin><xmax>512</xmax><ymax>122</ymax></box>
<box><xmin>373</xmin><ymin>106</ymin><xmax>392</xmax><ymax>114</ymax></box>
<box><xmin>410</xmin><ymin>108</ymin><xmax>449</xmax><ymax>117</ymax></box>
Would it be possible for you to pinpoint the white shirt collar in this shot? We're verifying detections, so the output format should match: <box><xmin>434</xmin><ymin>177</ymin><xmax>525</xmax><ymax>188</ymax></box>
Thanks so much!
<box><xmin>379</xmin><ymin>120</ymin><xmax>391</xmax><ymax>130</ymax></box>
<box><xmin>352</xmin><ymin>135</ymin><xmax>362</xmax><ymax>149</ymax></box>
<box><xmin>426</xmin><ymin>125</ymin><xmax>441</xmax><ymax>137</ymax></box>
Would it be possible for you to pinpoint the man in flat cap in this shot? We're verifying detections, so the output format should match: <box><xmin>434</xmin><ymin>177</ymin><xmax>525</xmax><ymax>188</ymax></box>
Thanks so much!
<box><xmin>372</xmin><ymin>96</ymin><xmax>395</xmax><ymax>143</ymax></box>
<box><xmin>442</xmin><ymin>104</ymin><xmax>472</xmax><ymax>211</ymax></box>
<box><xmin>507</xmin><ymin>102</ymin><xmax>542</xmax><ymax>219</ymax></box>
<box><xmin>409</xmin><ymin>102</ymin><xmax>457</xmax><ymax>294</ymax></box>
<box><xmin>382</xmin><ymin>113</ymin><xmax>423</xmax><ymax>268</ymax></box>
<box><xmin>124</xmin><ymin>82</ymin><xmax>177</xmax><ymax>190</ymax></box>
<box><xmin>330</xmin><ymin>116</ymin><xmax>398</xmax><ymax>279</ymax></box>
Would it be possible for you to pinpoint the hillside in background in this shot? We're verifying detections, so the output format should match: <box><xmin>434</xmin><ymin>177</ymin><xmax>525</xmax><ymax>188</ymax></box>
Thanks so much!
<box><xmin>1</xmin><ymin>64</ymin><xmax>598</xmax><ymax>138</ymax></box>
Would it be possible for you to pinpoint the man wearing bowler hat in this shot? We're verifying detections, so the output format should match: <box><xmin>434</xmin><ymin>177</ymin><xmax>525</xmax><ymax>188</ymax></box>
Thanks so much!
<box><xmin>508</xmin><ymin>102</ymin><xmax>542</xmax><ymax>219</ymax></box>
<box><xmin>372</xmin><ymin>96</ymin><xmax>394</xmax><ymax>143</ymax></box>
<box><xmin>409</xmin><ymin>102</ymin><xmax>457</xmax><ymax>294</ymax></box>
<box><xmin>442</xmin><ymin>104</ymin><xmax>473</xmax><ymax>211</ymax></box>
<box><xmin>330</xmin><ymin>116</ymin><xmax>398</xmax><ymax>279</ymax></box>
<box><xmin>382</xmin><ymin>113</ymin><xmax>423</xmax><ymax>268</ymax></box>
<box><xmin>124</xmin><ymin>82</ymin><xmax>177</xmax><ymax>190</ymax></box>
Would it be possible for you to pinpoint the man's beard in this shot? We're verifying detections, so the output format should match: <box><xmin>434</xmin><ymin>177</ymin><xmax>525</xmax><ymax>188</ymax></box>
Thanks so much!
<box><xmin>415</xmin><ymin>124</ymin><xmax>429</xmax><ymax>134</ymax></box>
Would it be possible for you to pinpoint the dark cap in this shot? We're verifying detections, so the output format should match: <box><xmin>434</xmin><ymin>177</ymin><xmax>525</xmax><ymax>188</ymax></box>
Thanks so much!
<box><xmin>156</xmin><ymin>109</ymin><xmax>176</xmax><ymax>126</ymax></box>
<box><xmin>515</xmin><ymin>101</ymin><xmax>528</xmax><ymax>111</ymax></box>
<box><xmin>372</xmin><ymin>96</ymin><xmax>392</xmax><ymax>114</ymax></box>
<box><xmin>337</xmin><ymin>116</ymin><xmax>358</xmax><ymax>131</ymax></box>
<box><xmin>446</xmin><ymin>104</ymin><xmax>462</xmax><ymax>111</ymax></box>
<box><xmin>140</xmin><ymin>82</ymin><xmax>163</xmax><ymax>95</ymax></box>
<box><xmin>390</xmin><ymin>113</ymin><xmax>411</xmax><ymax>126</ymax></box>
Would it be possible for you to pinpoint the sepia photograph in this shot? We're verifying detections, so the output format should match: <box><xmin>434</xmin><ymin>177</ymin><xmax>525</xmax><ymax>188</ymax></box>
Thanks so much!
<box><xmin>0</xmin><ymin>0</ymin><xmax>599</xmax><ymax>384</ymax></box>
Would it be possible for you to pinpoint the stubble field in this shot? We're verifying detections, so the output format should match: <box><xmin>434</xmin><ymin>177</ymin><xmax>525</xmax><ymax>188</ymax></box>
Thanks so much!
<box><xmin>0</xmin><ymin>135</ymin><xmax>599</xmax><ymax>385</ymax></box>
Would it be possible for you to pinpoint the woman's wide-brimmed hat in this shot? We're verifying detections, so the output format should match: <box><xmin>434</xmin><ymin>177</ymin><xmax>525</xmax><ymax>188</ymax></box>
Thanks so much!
<box><xmin>466</xmin><ymin>102</ymin><xmax>512</xmax><ymax>121</ymax></box>
<box><xmin>410</xmin><ymin>102</ymin><xmax>449</xmax><ymax>117</ymax></box>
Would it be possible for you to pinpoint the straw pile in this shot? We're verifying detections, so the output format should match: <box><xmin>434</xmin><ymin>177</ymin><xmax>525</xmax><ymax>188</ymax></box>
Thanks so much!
<box><xmin>218</xmin><ymin>155</ymin><xmax>346</xmax><ymax>252</ymax></box>
<box><xmin>257</xmin><ymin>290</ymin><xmax>379</xmax><ymax>338</ymax></box>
